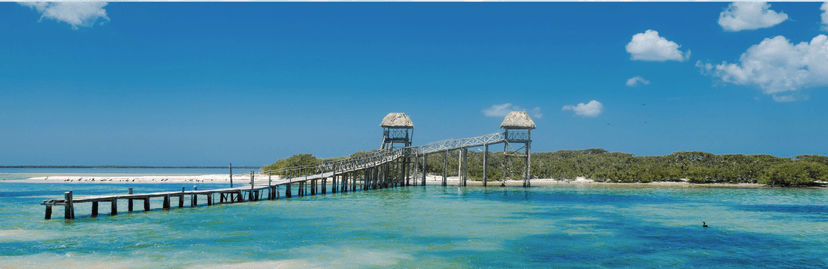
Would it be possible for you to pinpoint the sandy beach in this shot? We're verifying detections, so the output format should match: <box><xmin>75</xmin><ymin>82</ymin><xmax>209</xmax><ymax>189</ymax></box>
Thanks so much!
<box><xmin>23</xmin><ymin>174</ymin><xmax>281</xmax><ymax>184</ymax></box>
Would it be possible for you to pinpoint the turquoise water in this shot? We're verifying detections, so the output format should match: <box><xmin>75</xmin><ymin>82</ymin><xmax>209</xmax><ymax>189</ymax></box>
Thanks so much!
<box><xmin>1</xmin><ymin>180</ymin><xmax>827</xmax><ymax>267</ymax></box>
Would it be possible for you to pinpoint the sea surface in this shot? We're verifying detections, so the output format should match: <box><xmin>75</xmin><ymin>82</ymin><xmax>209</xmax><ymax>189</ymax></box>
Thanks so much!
<box><xmin>0</xmin><ymin>169</ymin><xmax>827</xmax><ymax>268</ymax></box>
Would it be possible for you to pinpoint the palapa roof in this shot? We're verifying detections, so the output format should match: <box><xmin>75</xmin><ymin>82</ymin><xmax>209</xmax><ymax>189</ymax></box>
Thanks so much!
<box><xmin>380</xmin><ymin>113</ymin><xmax>414</xmax><ymax>128</ymax></box>
<box><xmin>500</xmin><ymin>111</ymin><xmax>536</xmax><ymax>129</ymax></box>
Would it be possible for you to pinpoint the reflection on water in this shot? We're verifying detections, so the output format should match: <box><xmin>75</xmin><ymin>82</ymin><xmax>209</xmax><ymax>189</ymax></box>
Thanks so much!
<box><xmin>0</xmin><ymin>181</ymin><xmax>827</xmax><ymax>268</ymax></box>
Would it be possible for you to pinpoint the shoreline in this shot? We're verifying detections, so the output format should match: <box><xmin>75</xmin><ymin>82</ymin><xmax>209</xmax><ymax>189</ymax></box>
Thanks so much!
<box><xmin>3</xmin><ymin>174</ymin><xmax>792</xmax><ymax>189</ymax></box>
<box><xmin>14</xmin><ymin>174</ymin><xmax>277</xmax><ymax>184</ymax></box>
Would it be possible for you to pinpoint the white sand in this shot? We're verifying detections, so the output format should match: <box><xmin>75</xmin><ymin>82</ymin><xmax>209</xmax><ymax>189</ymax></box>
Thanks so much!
<box><xmin>24</xmin><ymin>174</ymin><xmax>281</xmax><ymax>184</ymax></box>
<box><xmin>21</xmin><ymin>174</ymin><xmax>765</xmax><ymax>188</ymax></box>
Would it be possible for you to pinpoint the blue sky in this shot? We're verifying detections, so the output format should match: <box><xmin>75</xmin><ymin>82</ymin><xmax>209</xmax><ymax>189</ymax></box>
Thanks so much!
<box><xmin>2</xmin><ymin>2</ymin><xmax>827</xmax><ymax>166</ymax></box>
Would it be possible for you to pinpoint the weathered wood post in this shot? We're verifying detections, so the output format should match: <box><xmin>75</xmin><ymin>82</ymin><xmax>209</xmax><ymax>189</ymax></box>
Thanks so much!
<box><xmin>268</xmin><ymin>170</ymin><xmax>273</xmax><ymax>200</ymax></box>
<box><xmin>128</xmin><ymin>188</ymin><xmax>134</xmax><ymax>212</ymax></box>
<box><xmin>363</xmin><ymin>169</ymin><xmax>368</xmax><ymax>191</ymax></box>
<box><xmin>413</xmin><ymin>153</ymin><xmax>419</xmax><ymax>186</ymax></box>
<box><xmin>250</xmin><ymin>172</ymin><xmax>255</xmax><ymax>200</ymax></box>
<box><xmin>92</xmin><ymin>201</ymin><xmax>99</xmax><ymax>217</ymax></box>
<box><xmin>144</xmin><ymin>197</ymin><xmax>150</xmax><ymax>211</ymax></box>
<box><xmin>525</xmin><ymin>130</ymin><xmax>531</xmax><ymax>187</ymax></box>
<box><xmin>343</xmin><ymin>172</ymin><xmax>349</xmax><ymax>193</ymax></box>
<box><xmin>229</xmin><ymin>163</ymin><xmax>234</xmax><ymax>188</ymax></box>
<box><xmin>64</xmin><ymin>191</ymin><xmax>74</xmax><ymax>220</ymax></box>
<box><xmin>457</xmin><ymin>149</ymin><xmax>462</xmax><ymax>186</ymax></box>
<box><xmin>332</xmin><ymin>164</ymin><xmax>338</xmax><ymax>194</ymax></box>
<box><xmin>192</xmin><ymin>186</ymin><xmax>198</xmax><ymax>207</ymax></box>
<box><xmin>207</xmin><ymin>193</ymin><xmax>213</xmax><ymax>206</ymax></box>
<box><xmin>163</xmin><ymin>194</ymin><xmax>170</xmax><ymax>210</ymax></box>
<box><xmin>179</xmin><ymin>187</ymin><xmax>185</xmax><ymax>208</ymax></box>
<box><xmin>322</xmin><ymin>174</ymin><xmax>327</xmax><ymax>195</ymax></box>
<box><xmin>405</xmin><ymin>154</ymin><xmax>411</xmax><ymax>186</ymax></box>
<box><xmin>111</xmin><ymin>199</ymin><xmax>118</xmax><ymax>216</ymax></box>
<box><xmin>386</xmin><ymin>162</ymin><xmax>392</xmax><ymax>188</ymax></box>
<box><xmin>45</xmin><ymin>205</ymin><xmax>52</xmax><ymax>220</ymax></box>
<box><xmin>373</xmin><ymin>167</ymin><xmax>379</xmax><ymax>190</ymax></box>
<box><xmin>422</xmin><ymin>154</ymin><xmax>427</xmax><ymax>186</ymax></box>
<box><xmin>302</xmin><ymin>168</ymin><xmax>306</xmax><ymax>196</ymax></box>
<box><xmin>462</xmin><ymin>147</ymin><xmax>468</xmax><ymax>187</ymax></box>
<box><xmin>502</xmin><ymin>143</ymin><xmax>508</xmax><ymax>187</ymax></box>
<box><xmin>286</xmin><ymin>169</ymin><xmax>292</xmax><ymax>198</ymax></box>
<box><xmin>442</xmin><ymin>150</ymin><xmax>448</xmax><ymax>186</ymax></box>
<box><xmin>483</xmin><ymin>144</ymin><xmax>488</xmax><ymax>187</ymax></box>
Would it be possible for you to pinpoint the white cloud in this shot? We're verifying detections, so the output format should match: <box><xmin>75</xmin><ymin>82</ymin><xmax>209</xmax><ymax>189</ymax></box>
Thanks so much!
<box><xmin>529</xmin><ymin>107</ymin><xmax>542</xmax><ymax>119</ymax></box>
<box><xmin>19</xmin><ymin>2</ymin><xmax>109</xmax><ymax>29</ymax></box>
<box><xmin>697</xmin><ymin>35</ymin><xmax>828</xmax><ymax>102</ymax></box>
<box><xmin>821</xmin><ymin>2</ymin><xmax>828</xmax><ymax>31</ymax></box>
<box><xmin>625</xmin><ymin>30</ymin><xmax>689</xmax><ymax>62</ymax></box>
<box><xmin>718</xmin><ymin>2</ymin><xmax>788</xmax><ymax>32</ymax></box>
<box><xmin>483</xmin><ymin>103</ymin><xmax>542</xmax><ymax>119</ymax></box>
<box><xmin>626</xmin><ymin>76</ymin><xmax>650</xmax><ymax>87</ymax></box>
<box><xmin>562</xmin><ymin>100</ymin><xmax>603</xmax><ymax>117</ymax></box>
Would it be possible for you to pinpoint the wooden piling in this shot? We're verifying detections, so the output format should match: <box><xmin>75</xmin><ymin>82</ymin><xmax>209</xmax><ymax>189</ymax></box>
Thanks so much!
<box><xmin>525</xmin><ymin>132</ymin><xmax>531</xmax><ymax>188</ymax></box>
<box><xmin>207</xmin><ymin>193</ymin><xmax>213</xmax><ymax>206</ymax></box>
<box><xmin>144</xmin><ymin>198</ymin><xmax>150</xmax><ymax>211</ymax></box>
<box><xmin>250</xmin><ymin>172</ymin><xmax>255</xmax><ymax>200</ymax></box>
<box><xmin>483</xmin><ymin>144</ymin><xmax>488</xmax><ymax>187</ymax></box>
<box><xmin>413</xmin><ymin>154</ymin><xmax>419</xmax><ymax>186</ymax></box>
<box><xmin>45</xmin><ymin>205</ymin><xmax>52</xmax><ymax>220</ymax></box>
<box><xmin>442</xmin><ymin>150</ymin><xmax>448</xmax><ymax>186</ymax></box>
<box><xmin>422</xmin><ymin>154</ymin><xmax>427</xmax><ymax>186</ymax></box>
<box><xmin>179</xmin><ymin>187</ymin><xmax>185</xmax><ymax>208</ymax></box>
<box><xmin>163</xmin><ymin>194</ymin><xmax>170</xmax><ymax>210</ymax></box>
<box><xmin>92</xmin><ymin>201</ymin><xmax>99</xmax><ymax>217</ymax></box>
<box><xmin>64</xmin><ymin>191</ymin><xmax>74</xmax><ymax>220</ymax></box>
<box><xmin>111</xmin><ymin>199</ymin><xmax>118</xmax><ymax>216</ymax></box>
<box><xmin>343</xmin><ymin>172</ymin><xmax>348</xmax><ymax>193</ymax></box>
<box><xmin>456</xmin><ymin>149</ymin><xmax>461</xmax><ymax>186</ymax></box>
<box><xmin>192</xmin><ymin>186</ymin><xmax>197</xmax><ymax>207</ymax></box>
<box><xmin>502</xmin><ymin>143</ymin><xmax>508</xmax><ymax>187</ymax></box>
<box><xmin>462</xmin><ymin>148</ymin><xmax>468</xmax><ymax>187</ymax></box>
<box><xmin>128</xmin><ymin>188</ymin><xmax>134</xmax><ymax>212</ymax></box>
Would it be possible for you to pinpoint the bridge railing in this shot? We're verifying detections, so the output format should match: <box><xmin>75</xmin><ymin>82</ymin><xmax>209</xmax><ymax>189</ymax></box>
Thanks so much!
<box><xmin>272</xmin><ymin>131</ymin><xmax>510</xmax><ymax>178</ymax></box>
<box><xmin>412</xmin><ymin>131</ymin><xmax>506</xmax><ymax>155</ymax></box>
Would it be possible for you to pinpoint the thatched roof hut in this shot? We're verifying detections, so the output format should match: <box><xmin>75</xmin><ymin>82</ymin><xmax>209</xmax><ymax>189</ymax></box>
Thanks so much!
<box><xmin>500</xmin><ymin>111</ymin><xmax>536</xmax><ymax>129</ymax></box>
<box><xmin>380</xmin><ymin>113</ymin><xmax>414</xmax><ymax>128</ymax></box>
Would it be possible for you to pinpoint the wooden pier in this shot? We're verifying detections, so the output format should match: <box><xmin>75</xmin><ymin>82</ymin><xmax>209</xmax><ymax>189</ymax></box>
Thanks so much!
<box><xmin>41</xmin><ymin>112</ymin><xmax>536</xmax><ymax>220</ymax></box>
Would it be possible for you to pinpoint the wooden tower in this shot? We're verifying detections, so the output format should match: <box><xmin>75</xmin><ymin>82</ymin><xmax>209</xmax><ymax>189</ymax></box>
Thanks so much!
<box><xmin>380</xmin><ymin>113</ymin><xmax>414</xmax><ymax>150</ymax></box>
<box><xmin>380</xmin><ymin>113</ymin><xmax>414</xmax><ymax>187</ymax></box>
<box><xmin>501</xmin><ymin>111</ymin><xmax>535</xmax><ymax>187</ymax></box>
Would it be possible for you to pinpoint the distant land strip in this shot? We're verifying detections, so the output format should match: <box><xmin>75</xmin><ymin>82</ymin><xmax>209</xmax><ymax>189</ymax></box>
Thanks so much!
<box><xmin>0</xmin><ymin>165</ymin><xmax>260</xmax><ymax>169</ymax></box>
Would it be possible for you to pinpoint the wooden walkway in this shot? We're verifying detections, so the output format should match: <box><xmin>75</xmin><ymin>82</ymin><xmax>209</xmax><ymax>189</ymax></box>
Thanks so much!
<box><xmin>42</xmin><ymin>160</ymin><xmax>411</xmax><ymax>220</ymax></box>
<box><xmin>41</xmin><ymin>129</ymin><xmax>533</xmax><ymax>220</ymax></box>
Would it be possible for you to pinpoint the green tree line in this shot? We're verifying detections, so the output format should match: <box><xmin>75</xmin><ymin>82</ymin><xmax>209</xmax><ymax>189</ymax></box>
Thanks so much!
<box><xmin>264</xmin><ymin>149</ymin><xmax>828</xmax><ymax>187</ymax></box>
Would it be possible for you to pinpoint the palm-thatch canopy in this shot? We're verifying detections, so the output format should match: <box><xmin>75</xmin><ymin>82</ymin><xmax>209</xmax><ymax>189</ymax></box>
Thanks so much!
<box><xmin>380</xmin><ymin>113</ymin><xmax>414</xmax><ymax>128</ymax></box>
<box><xmin>500</xmin><ymin>111</ymin><xmax>536</xmax><ymax>129</ymax></box>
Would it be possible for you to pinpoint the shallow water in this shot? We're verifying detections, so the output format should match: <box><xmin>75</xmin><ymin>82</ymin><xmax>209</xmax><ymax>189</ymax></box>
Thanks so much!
<box><xmin>1</xmin><ymin>177</ymin><xmax>827</xmax><ymax>268</ymax></box>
